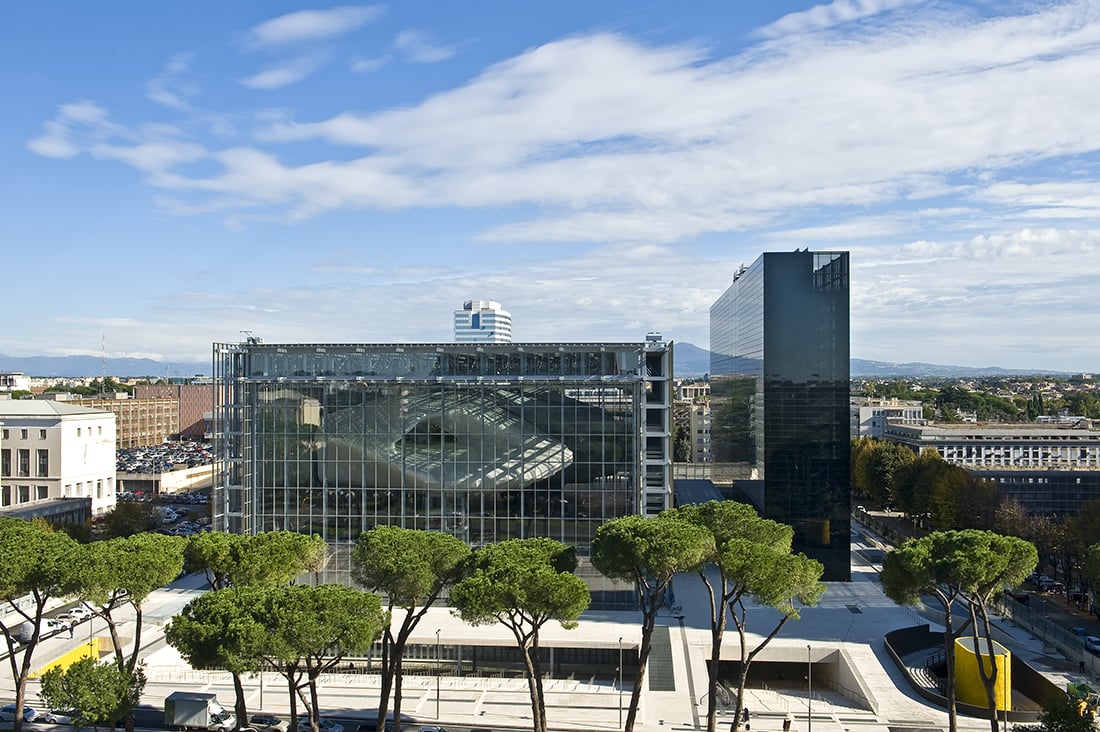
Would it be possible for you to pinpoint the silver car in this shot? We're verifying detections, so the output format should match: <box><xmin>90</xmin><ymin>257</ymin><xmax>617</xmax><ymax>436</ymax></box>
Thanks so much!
<box><xmin>45</xmin><ymin>709</ymin><xmax>80</xmax><ymax>724</ymax></box>
<box><xmin>0</xmin><ymin>704</ymin><xmax>38</xmax><ymax>722</ymax></box>
<box><xmin>250</xmin><ymin>714</ymin><xmax>290</xmax><ymax>732</ymax></box>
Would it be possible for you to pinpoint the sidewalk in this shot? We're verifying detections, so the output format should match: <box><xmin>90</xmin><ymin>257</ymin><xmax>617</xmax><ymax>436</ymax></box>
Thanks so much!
<box><xmin>6</xmin><ymin>534</ymin><xmax>1086</xmax><ymax>732</ymax></box>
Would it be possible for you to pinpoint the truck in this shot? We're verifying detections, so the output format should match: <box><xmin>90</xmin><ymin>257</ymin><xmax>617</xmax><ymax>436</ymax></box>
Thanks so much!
<box><xmin>164</xmin><ymin>692</ymin><xmax>236</xmax><ymax>732</ymax></box>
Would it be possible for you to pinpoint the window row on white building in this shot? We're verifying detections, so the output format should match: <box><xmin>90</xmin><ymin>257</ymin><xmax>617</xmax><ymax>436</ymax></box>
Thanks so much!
<box><xmin>0</xmin><ymin>400</ymin><xmax>117</xmax><ymax>517</ymax></box>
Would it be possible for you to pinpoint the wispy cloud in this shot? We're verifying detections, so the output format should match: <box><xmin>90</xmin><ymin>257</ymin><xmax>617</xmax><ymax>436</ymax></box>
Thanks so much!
<box><xmin>22</xmin><ymin>1</ymin><xmax>1100</xmax><ymax>369</ymax></box>
<box><xmin>350</xmin><ymin>54</ymin><xmax>391</xmax><ymax>73</ymax></box>
<box><xmin>757</xmin><ymin>0</ymin><xmax>921</xmax><ymax>38</ymax></box>
<box><xmin>27</xmin><ymin>100</ymin><xmax>119</xmax><ymax>158</ymax></box>
<box><xmin>146</xmin><ymin>53</ymin><xmax>197</xmax><ymax>110</ymax></box>
<box><xmin>393</xmin><ymin>29</ymin><xmax>456</xmax><ymax>63</ymax></box>
<box><xmin>246</xmin><ymin>5</ymin><xmax>386</xmax><ymax>48</ymax></box>
<box><xmin>241</xmin><ymin>55</ymin><xmax>328</xmax><ymax>89</ymax></box>
<box><xmin>37</xmin><ymin>2</ymin><xmax>1100</xmax><ymax>248</ymax></box>
<box><xmin>27</xmin><ymin>121</ymin><xmax>80</xmax><ymax>158</ymax></box>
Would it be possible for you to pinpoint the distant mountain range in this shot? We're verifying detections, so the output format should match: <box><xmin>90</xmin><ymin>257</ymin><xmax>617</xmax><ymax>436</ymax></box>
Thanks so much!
<box><xmin>670</xmin><ymin>342</ymin><xmax>1069</xmax><ymax>378</ymax></box>
<box><xmin>0</xmin><ymin>348</ymin><xmax>1071</xmax><ymax>380</ymax></box>
<box><xmin>0</xmin><ymin>354</ymin><xmax>209</xmax><ymax>379</ymax></box>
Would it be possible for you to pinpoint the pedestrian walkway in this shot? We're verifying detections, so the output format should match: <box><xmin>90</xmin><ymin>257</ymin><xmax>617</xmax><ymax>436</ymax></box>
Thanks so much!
<box><xmin>5</xmin><ymin>531</ymin><xmax>1090</xmax><ymax>732</ymax></box>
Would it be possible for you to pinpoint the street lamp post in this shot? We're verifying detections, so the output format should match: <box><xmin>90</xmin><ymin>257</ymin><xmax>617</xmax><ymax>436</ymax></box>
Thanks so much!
<box><xmin>618</xmin><ymin>636</ymin><xmax>624</xmax><ymax>729</ymax></box>
<box><xmin>807</xmin><ymin>644</ymin><xmax>812</xmax><ymax>732</ymax></box>
<box><xmin>435</xmin><ymin>628</ymin><xmax>441</xmax><ymax>720</ymax></box>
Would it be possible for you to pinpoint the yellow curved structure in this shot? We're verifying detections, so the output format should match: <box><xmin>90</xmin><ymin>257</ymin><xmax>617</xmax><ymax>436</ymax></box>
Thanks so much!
<box><xmin>955</xmin><ymin>636</ymin><xmax>1011</xmax><ymax>711</ymax></box>
<box><xmin>31</xmin><ymin>638</ymin><xmax>108</xmax><ymax>678</ymax></box>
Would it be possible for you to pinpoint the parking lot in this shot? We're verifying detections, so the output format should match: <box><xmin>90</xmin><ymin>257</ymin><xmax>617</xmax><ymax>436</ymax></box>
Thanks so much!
<box><xmin>116</xmin><ymin>441</ymin><xmax>212</xmax><ymax>474</ymax></box>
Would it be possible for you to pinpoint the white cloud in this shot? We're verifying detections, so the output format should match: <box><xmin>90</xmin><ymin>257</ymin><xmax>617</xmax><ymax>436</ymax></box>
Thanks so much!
<box><xmin>146</xmin><ymin>53</ymin><xmax>198</xmax><ymax>110</ymax></box>
<box><xmin>41</xmin><ymin>2</ymin><xmax>1100</xmax><ymax>252</ymax></box>
<box><xmin>757</xmin><ymin>0</ymin><xmax>920</xmax><ymax>38</ymax></box>
<box><xmin>27</xmin><ymin>121</ymin><xmax>79</xmax><ymax>158</ymax></box>
<box><xmin>350</xmin><ymin>54</ymin><xmax>391</xmax><ymax>73</ymax></box>
<box><xmin>60</xmin><ymin>100</ymin><xmax>112</xmax><ymax>125</ymax></box>
<box><xmin>393</xmin><ymin>29</ymin><xmax>456</xmax><ymax>63</ymax></box>
<box><xmin>22</xmin><ymin>1</ymin><xmax>1100</xmax><ymax>369</ymax></box>
<box><xmin>27</xmin><ymin>100</ymin><xmax>121</xmax><ymax>160</ymax></box>
<box><xmin>90</xmin><ymin>139</ymin><xmax>207</xmax><ymax>178</ymax></box>
<box><xmin>241</xmin><ymin>56</ymin><xmax>327</xmax><ymax>89</ymax></box>
<box><xmin>246</xmin><ymin>5</ymin><xmax>386</xmax><ymax>48</ymax></box>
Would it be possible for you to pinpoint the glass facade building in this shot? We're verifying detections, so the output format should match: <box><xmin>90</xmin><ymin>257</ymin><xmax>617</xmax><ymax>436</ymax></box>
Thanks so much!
<box><xmin>709</xmin><ymin>251</ymin><xmax>851</xmax><ymax>580</ymax></box>
<box><xmin>211</xmin><ymin>340</ymin><xmax>672</xmax><ymax>580</ymax></box>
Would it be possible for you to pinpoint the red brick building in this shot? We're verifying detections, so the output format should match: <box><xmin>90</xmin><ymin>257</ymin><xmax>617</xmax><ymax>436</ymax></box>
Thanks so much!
<box><xmin>134</xmin><ymin>384</ymin><xmax>213</xmax><ymax>439</ymax></box>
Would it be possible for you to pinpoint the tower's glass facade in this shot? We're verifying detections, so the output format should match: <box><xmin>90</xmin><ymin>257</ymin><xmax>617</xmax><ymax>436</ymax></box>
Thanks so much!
<box><xmin>212</xmin><ymin>341</ymin><xmax>672</xmax><ymax>581</ymax></box>
<box><xmin>710</xmin><ymin>251</ymin><xmax>850</xmax><ymax>580</ymax></box>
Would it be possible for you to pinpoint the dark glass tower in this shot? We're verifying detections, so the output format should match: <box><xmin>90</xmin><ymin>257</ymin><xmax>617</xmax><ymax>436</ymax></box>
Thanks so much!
<box><xmin>710</xmin><ymin>250</ymin><xmax>850</xmax><ymax>581</ymax></box>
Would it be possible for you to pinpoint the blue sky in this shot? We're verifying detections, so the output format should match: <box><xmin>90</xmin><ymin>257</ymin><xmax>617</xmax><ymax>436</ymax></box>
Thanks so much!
<box><xmin>5</xmin><ymin>1</ymin><xmax>1100</xmax><ymax>372</ymax></box>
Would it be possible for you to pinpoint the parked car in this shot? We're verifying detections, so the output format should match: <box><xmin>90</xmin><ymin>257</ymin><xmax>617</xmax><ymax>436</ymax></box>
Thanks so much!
<box><xmin>250</xmin><ymin>714</ymin><xmax>289</xmax><ymax>732</ymax></box>
<box><xmin>45</xmin><ymin>709</ymin><xmax>80</xmax><ymax>724</ymax></box>
<box><xmin>298</xmin><ymin>719</ymin><xmax>343</xmax><ymax>732</ymax></box>
<box><xmin>59</xmin><ymin>605</ymin><xmax>94</xmax><ymax>622</ymax></box>
<box><xmin>355</xmin><ymin>723</ymin><xmax>391</xmax><ymax>732</ymax></box>
<box><xmin>43</xmin><ymin>618</ymin><xmax>71</xmax><ymax>634</ymax></box>
<box><xmin>0</xmin><ymin>704</ymin><xmax>38</xmax><ymax>722</ymax></box>
<box><xmin>419</xmin><ymin>727</ymin><xmax>451</xmax><ymax>732</ymax></box>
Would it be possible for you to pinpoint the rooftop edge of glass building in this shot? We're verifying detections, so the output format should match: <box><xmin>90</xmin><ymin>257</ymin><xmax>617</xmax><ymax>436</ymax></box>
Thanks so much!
<box><xmin>710</xmin><ymin>250</ymin><xmax>851</xmax><ymax>581</ymax></box>
<box><xmin>211</xmin><ymin>340</ymin><xmax>672</xmax><ymax>580</ymax></box>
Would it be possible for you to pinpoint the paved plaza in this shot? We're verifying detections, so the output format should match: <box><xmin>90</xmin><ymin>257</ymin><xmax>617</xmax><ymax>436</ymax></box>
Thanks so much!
<box><xmin>3</xmin><ymin>524</ymin><xmax>1090</xmax><ymax>732</ymax></box>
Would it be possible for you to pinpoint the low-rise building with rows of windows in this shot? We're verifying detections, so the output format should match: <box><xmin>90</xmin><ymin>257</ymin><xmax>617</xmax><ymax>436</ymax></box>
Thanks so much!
<box><xmin>0</xmin><ymin>399</ymin><xmax>117</xmax><ymax>522</ymax></box>
<box><xmin>883</xmin><ymin>422</ymin><xmax>1100</xmax><ymax>515</ymax></box>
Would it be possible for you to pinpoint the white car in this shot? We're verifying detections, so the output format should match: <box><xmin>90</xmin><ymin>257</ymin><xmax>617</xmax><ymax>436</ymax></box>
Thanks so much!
<box><xmin>43</xmin><ymin>618</ymin><xmax>72</xmax><ymax>633</ymax></box>
<box><xmin>58</xmin><ymin>605</ymin><xmax>94</xmax><ymax>622</ymax></box>
<box><xmin>1085</xmin><ymin>636</ymin><xmax>1100</xmax><ymax>655</ymax></box>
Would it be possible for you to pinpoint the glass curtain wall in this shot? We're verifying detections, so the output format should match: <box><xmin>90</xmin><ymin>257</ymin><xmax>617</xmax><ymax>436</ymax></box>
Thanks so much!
<box><xmin>214</xmin><ymin>343</ymin><xmax>651</xmax><ymax>580</ymax></box>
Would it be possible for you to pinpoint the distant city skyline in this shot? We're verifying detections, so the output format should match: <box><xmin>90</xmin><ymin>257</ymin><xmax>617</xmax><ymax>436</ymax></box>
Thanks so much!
<box><xmin>5</xmin><ymin>2</ymin><xmax>1100</xmax><ymax>372</ymax></box>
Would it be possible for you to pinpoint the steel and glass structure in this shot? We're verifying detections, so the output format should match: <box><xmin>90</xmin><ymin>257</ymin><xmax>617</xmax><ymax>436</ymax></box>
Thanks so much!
<box><xmin>710</xmin><ymin>250</ymin><xmax>850</xmax><ymax>580</ymax></box>
<box><xmin>212</xmin><ymin>340</ymin><xmax>672</xmax><ymax>579</ymax></box>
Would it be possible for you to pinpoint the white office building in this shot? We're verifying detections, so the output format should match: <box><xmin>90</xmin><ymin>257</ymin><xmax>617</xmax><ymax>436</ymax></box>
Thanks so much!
<box><xmin>454</xmin><ymin>300</ymin><xmax>512</xmax><ymax>343</ymax></box>
<box><xmin>0</xmin><ymin>372</ymin><xmax>31</xmax><ymax>392</ymax></box>
<box><xmin>0</xmin><ymin>400</ymin><xmax>117</xmax><ymax>519</ymax></box>
<box><xmin>851</xmin><ymin>397</ymin><xmax>924</xmax><ymax>438</ymax></box>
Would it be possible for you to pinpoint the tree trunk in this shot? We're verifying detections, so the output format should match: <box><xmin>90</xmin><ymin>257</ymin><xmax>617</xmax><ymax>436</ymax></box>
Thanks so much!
<box><xmin>231</xmin><ymin>672</ymin><xmax>248</xmax><ymax>732</ymax></box>
<box><xmin>971</xmin><ymin>600</ymin><xmax>1001</xmax><ymax>732</ymax></box>
<box><xmin>393</xmin><ymin>654</ymin><xmax>405</xmax><ymax>732</ymax></box>
<box><xmin>625</xmin><ymin>600</ymin><xmax>659</xmax><ymax>732</ymax></box>
<box><xmin>519</xmin><ymin>639</ymin><xmax>545</xmax><ymax>732</ymax></box>
<box><xmin>699</xmin><ymin>571</ymin><xmax>726</xmax><ymax>732</ymax></box>
<box><xmin>377</xmin><ymin>628</ymin><xmax>394</xmax><ymax>732</ymax></box>
<box><xmin>283</xmin><ymin>668</ymin><xmax>299</xmax><ymax>732</ymax></box>
<box><xmin>707</xmin><ymin>621</ymin><xmax>725</xmax><ymax>732</ymax></box>
<box><xmin>940</xmin><ymin>593</ymin><xmax>958</xmax><ymax>732</ymax></box>
<box><xmin>308</xmin><ymin>671</ymin><xmax>322</xmax><ymax>732</ymax></box>
<box><xmin>11</xmin><ymin>605</ymin><xmax>44</xmax><ymax>732</ymax></box>
<box><xmin>732</xmin><ymin>604</ymin><xmax>750</xmax><ymax>732</ymax></box>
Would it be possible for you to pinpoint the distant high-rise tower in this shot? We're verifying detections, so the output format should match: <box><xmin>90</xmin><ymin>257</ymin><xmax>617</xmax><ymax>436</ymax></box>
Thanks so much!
<box><xmin>454</xmin><ymin>300</ymin><xmax>512</xmax><ymax>342</ymax></box>
<box><xmin>709</xmin><ymin>250</ymin><xmax>850</xmax><ymax>581</ymax></box>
